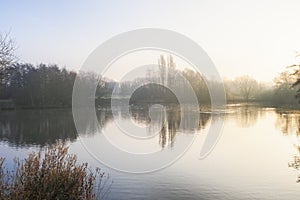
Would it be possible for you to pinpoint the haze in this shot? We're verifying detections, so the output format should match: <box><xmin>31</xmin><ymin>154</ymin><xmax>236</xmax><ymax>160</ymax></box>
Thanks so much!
<box><xmin>1</xmin><ymin>0</ymin><xmax>300</xmax><ymax>81</ymax></box>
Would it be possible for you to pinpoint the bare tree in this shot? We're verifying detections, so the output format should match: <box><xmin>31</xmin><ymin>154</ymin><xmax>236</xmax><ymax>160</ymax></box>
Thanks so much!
<box><xmin>235</xmin><ymin>75</ymin><xmax>258</xmax><ymax>102</ymax></box>
<box><xmin>0</xmin><ymin>32</ymin><xmax>16</xmax><ymax>68</ymax></box>
<box><xmin>0</xmin><ymin>33</ymin><xmax>17</xmax><ymax>98</ymax></box>
<box><xmin>287</xmin><ymin>54</ymin><xmax>300</xmax><ymax>101</ymax></box>
<box><xmin>158</xmin><ymin>55</ymin><xmax>167</xmax><ymax>86</ymax></box>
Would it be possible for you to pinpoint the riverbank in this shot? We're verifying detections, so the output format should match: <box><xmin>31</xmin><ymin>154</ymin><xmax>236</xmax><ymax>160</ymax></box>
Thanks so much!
<box><xmin>1</xmin><ymin>99</ymin><xmax>300</xmax><ymax>111</ymax></box>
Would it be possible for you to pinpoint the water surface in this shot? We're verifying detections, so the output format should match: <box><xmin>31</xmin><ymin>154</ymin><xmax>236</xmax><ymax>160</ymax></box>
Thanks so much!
<box><xmin>0</xmin><ymin>104</ymin><xmax>299</xmax><ymax>199</ymax></box>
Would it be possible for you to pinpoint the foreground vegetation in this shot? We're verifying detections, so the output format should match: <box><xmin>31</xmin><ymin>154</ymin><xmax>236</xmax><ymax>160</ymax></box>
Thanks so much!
<box><xmin>0</xmin><ymin>143</ymin><xmax>110</xmax><ymax>200</ymax></box>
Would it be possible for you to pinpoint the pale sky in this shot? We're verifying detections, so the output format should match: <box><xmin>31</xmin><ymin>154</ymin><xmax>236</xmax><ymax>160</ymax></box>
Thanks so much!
<box><xmin>1</xmin><ymin>0</ymin><xmax>300</xmax><ymax>82</ymax></box>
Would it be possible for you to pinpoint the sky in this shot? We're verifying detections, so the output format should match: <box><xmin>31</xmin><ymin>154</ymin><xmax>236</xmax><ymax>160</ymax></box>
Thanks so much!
<box><xmin>1</xmin><ymin>0</ymin><xmax>300</xmax><ymax>82</ymax></box>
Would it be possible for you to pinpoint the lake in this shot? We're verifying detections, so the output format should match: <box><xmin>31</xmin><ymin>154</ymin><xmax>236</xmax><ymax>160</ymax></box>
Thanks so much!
<box><xmin>0</xmin><ymin>104</ymin><xmax>299</xmax><ymax>199</ymax></box>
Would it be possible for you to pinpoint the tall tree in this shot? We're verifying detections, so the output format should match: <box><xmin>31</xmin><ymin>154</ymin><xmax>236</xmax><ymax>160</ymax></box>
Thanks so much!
<box><xmin>0</xmin><ymin>33</ymin><xmax>17</xmax><ymax>99</ymax></box>
<box><xmin>235</xmin><ymin>75</ymin><xmax>258</xmax><ymax>102</ymax></box>
<box><xmin>273</xmin><ymin>70</ymin><xmax>297</xmax><ymax>104</ymax></box>
<box><xmin>0</xmin><ymin>33</ymin><xmax>16</xmax><ymax>68</ymax></box>
<box><xmin>289</xmin><ymin>54</ymin><xmax>300</xmax><ymax>100</ymax></box>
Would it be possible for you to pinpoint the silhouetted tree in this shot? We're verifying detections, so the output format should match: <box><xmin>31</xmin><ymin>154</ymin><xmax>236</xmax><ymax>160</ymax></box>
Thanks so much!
<box><xmin>274</xmin><ymin>70</ymin><xmax>298</xmax><ymax>105</ymax></box>
<box><xmin>0</xmin><ymin>33</ymin><xmax>16</xmax><ymax>68</ymax></box>
<box><xmin>290</xmin><ymin>60</ymin><xmax>300</xmax><ymax>102</ymax></box>
<box><xmin>0</xmin><ymin>33</ymin><xmax>17</xmax><ymax>99</ymax></box>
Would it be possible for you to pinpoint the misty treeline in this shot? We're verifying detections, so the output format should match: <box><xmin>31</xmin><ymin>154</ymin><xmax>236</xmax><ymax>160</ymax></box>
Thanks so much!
<box><xmin>124</xmin><ymin>55</ymin><xmax>211</xmax><ymax>104</ymax></box>
<box><xmin>0</xmin><ymin>60</ymin><xmax>209</xmax><ymax>107</ymax></box>
<box><xmin>225</xmin><ymin>70</ymin><xmax>299</xmax><ymax>105</ymax></box>
<box><xmin>128</xmin><ymin>56</ymin><xmax>300</xmax><ymax>106</ymax></box>
<box><xmin>1</xmin><ymin>55</ymin><xmax>300</xmax><ymax>108</ymax></box>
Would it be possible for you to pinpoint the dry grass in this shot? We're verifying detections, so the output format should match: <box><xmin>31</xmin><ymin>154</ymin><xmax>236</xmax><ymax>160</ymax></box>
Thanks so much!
<box><xmin>0</xmin><ymin>142</ymin><xmax>111</xmax><ymax>200</ymax></box>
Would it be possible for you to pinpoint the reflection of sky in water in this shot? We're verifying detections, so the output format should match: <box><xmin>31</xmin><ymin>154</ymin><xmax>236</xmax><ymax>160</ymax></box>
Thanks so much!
<box><xmin>0</xmin><ymin>105</ymin><xmax>300</xmax><ymax>199</ymax></box>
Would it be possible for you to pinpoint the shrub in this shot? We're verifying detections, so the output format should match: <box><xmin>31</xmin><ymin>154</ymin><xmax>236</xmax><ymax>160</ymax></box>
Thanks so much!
<box><xmin>0</xmin><ymin>143</ymin><xmax>111</xmax><ymax>200</ymax></box>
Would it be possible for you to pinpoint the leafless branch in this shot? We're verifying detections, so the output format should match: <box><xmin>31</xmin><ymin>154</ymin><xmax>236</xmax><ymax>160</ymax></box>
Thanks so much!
<box><xmin>0</xmin><ymin>32</ymin><xmax>17</xmax><ymax>68</ymax></box>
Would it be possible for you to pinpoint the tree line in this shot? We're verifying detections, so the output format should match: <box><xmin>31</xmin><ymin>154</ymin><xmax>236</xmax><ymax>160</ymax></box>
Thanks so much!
<box><xmin>0</xmin><ymin>63</ymin><xmax>76</xmax><ymax>107</ymax></box>
<box><xmin>1</xmin><ymin>59</ymin><xmax>300</xmax><ymax>108</ymax></box>
<box><xmin>224</xmin><ymin>68</ymin><xmax>300</xmax><ymax>106</ymax></box>
<box><xmin>0</xmin><ymin>63</ymin><xmax>118</xmax><ymax>108</ymax></box>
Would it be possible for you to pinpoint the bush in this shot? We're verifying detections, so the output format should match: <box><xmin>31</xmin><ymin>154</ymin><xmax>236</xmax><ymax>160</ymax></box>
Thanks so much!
<box><xmin>0</xmin><ymin>143</ymin><xmax>110</xmax><ymax>200</ymax></box>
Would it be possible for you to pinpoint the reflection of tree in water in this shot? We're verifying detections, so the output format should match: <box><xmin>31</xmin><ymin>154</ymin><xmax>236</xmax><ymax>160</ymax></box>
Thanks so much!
<box><xmin>231</xmin><ymin>105</ymin><xmax>261</xmax><ymax>127</ymax></box>
<box><xmin>0</xmin><ymin>110</ymin><xmax>77</xmax><ymax>146</ymax></box>
<box><xmin>276</xmin><ymin>109</ymin><xmax>300</xmax><ymax>182</ymax></box>
<box><xmin>275</xmin><ymin>110</ymin><xmax>300</xmax><ymax>136</ymax></box>
<box><xmin>158</xmin><ymin>106</ymin><xmax>181</xmax><ymax>148</ymax></box>
<box><xmin>130</xmin><ymin>106</ymin><xmax>151</xmax><ymax>125</ymax></box>
<box><xmin>130</xmin><ymin>105</ymin><xmax>211</xmax><ymax>148</ymax></box>
<box><xmin>0</xmin><ymin>105</ymin><xmax>210</xmax><ymax>149</ymax></box>
<box><xmin>289</xmin><ymin>146</ymin><xmax>300</xmax><ymax>183</ymax></box>
<box><xmin>0</xmin><ymin>108</ymin><xmax>114</xmax><ymax>147</ymax></box>
<box><xmin>288</xmin><ymin>122</ymin><xmax>300</xmax><ymax>182</ymax></box>
<box><xmin>97</xmin><ymin>108</ymin><xmax>114</xmax><ymax>129</ymax></box>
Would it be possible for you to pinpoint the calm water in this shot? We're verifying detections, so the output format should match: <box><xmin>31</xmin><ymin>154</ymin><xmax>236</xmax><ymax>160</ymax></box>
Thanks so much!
<box><xmin>0</xmin><ymin>104</ymin><xmax>300</xmax><ymax>199</ymax></box>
